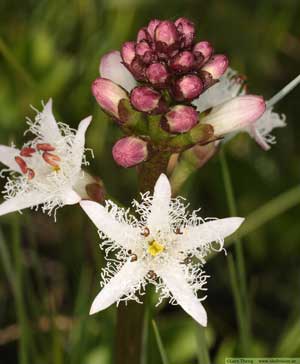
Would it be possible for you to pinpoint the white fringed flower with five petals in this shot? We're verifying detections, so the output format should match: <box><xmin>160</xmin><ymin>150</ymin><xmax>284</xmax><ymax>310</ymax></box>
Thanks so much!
<box><xmin>0</xmin><ymin>99</ymin><xmax>92</xmax><ymax>217</ymax></box>
<box><xmin>80</xmin><ymin>174</ymin><xmax>244</xmax><ymax>326</ymax></box>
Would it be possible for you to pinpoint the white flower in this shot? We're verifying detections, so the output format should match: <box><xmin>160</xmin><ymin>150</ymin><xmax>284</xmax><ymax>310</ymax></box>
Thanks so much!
<box><xmin>193</xmin><ymin>68</ymin><xmax>286</xmax><ymax>150</ymax></box>
<box><xmin>80</xmin><ymin>174</ymin><xmax>244</xmax><ymax>326</ymax></box>
<box><xmin>0</xmin><ymin>99</ymin><xmax>92</xmax><ymax>217</ymax></box>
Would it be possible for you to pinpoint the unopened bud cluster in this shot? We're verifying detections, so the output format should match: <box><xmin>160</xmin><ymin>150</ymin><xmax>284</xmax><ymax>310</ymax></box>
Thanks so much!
<box><xmin>121</xmin><ymin>18</ymin><xmax>228</xmax><ymax>105</ymax></box>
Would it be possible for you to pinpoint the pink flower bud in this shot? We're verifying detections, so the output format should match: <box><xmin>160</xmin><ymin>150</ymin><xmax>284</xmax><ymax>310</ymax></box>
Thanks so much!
<box><xmin>136</xmin><ymin>41</ymin><xmax>151</xmax><ymax>57</ymax></box>
<box><xmin>137</xmin><ymin>27</ymin><xmax>151</xmax><ymax>43</ymax></box>
<box><xmin>112</xmin><ymin>137</ymin><xmax>148</xmax><ymax>168</ymax></box>
<box><xmin>172</xmin><ymin>74</ymin><xmax>203</xmax><ymax>101</ymax></box>
<box><xmin>147</xmin><ymin>19</ymin><xmax>161</xmax><ymax>39</ymax></box>
<box><xmin>170</xmin><ymin>51</ymin><xmax>195</xmax><ymax>72</ymax></box>
<box><xmin>155</xmin><ymin>20</ymin><xmax>179</xmax><ymax>51</ymax></box>
<box><xmin>130</xmin><ymin>58</ymin><xmax>147</xmax><ymax>81</ymax></box>
<box><xmin>162</xmin><ymin>105</ymin><xmax>198</xmax><ymax>133</ymax></box>
<box><xmin>175</xmin><ymin>17</ymin><xmax>195</xmax><ymax>47</ymax></box>
<box><xmin>193</xmin><ymin>41</ymin><xmax>214</xmax><ymax>63</ymax></box>
<box><xmin>201</xmin><ymin>54</ymin><xmax>228</xmax><ymax>79</ymax></box>
<box><xmin>202</xmin><ymin>95</ymin><xmax>266</xmax><ymax>137</ymax></box>
<box><xmin>121</xmin><ymin>41</ymin><xmax>136</xmax><ymax>66</ymax></box>
<box><xmin>130</xmin><ymin>86</ymin><xmax>166</xmax><ymax>113</ymax></box>
<box><xmin>92</xmin><ymin>78</ymin><xmax>128</xmax><ymax>119</ymax></box>
<box><xmin>146</xmin><ymin>63</ymin><xmax>169</xmax><ymax>86</ymax></box>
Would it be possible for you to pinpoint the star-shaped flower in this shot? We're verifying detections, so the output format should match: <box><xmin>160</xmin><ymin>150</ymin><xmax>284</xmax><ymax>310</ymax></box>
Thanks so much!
<box><xmin>80</xmin><ymin>174</ymin><xmax>244</xmax><ymax>326</ymax></box>
<box><xmin>193</xmin><ymin>68</ymin><xmax>286</xmax><ymax>150</ymax></box>
<box><xmin>0</xmin><ymin>99</ymin><xmax>92</xmax><ymax>217</ymax></box>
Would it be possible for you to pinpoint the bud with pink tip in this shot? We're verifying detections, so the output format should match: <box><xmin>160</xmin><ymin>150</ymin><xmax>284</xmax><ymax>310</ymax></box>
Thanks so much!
<box><xmin>137</xmin><ymin>27</ymin><xmax>151</xmax><ymax>43</ymax></box>
<box><xmin>202</xmin><ymin>95</ymin><xmax>266</xmax><ymax>137</ymax></box>
<box><xmin>175</xmin><ymin>17</ymin><xmax>195</xmax><ymax>47</ymax></box>
<box><xmin>146</xmin><ymin>63</ymin><xmax>169</xmax><ymax>86</ymax></box>
<box><xmin>193</xmin><ymin>41</ymin><xmax>214</xmax><ymax>64</ymax></box>
<box><xmin>121</xmin><ymin>41</ymin><xmax>136</xmax><ymax>67</ymax></box>
<box><xmin>92</xmin><ymin>78</ymin><xmax>128</xmax><ymax>119</ymax></box>
<box><xmin>161</xmin><ymin>105</ymin><xmax>199</xmax><ymax>133</ymax></box>
<box><xmin>155</xmin><ymin>20</ymin><xmax>179</xmax><ymax>52</ymax></box>
<box><xmin>172</xmin><ymin>74</ymin><xmax>203</xmax><ymax>101</ymax></box>
<box><xmin>147</xmin><ymin>19</ymin><xmax>161</xmax><ymax>39</ymax></box>
<box><xmin>136</xmin><ymin>41</ymin><xmax>152</xmax><ymax>57</ymax></box>
<box><xmin>112</xmin><ymin>136</ymin><xmax>148</xmax><ymax>168</ymax></box>
<box><xmin>201</xmin><ymin>54</ymin><xmax>228</xmax><ymax>79</ymax></box>
<box><xmin>170</xmin><ymin>51</ymin><xmax>195</xmax><ymax>72</ymax></box>
<box><xmin>130</xmin><ymin>86</ymin><xmax>166</xmax><ymax>113</ymax></box>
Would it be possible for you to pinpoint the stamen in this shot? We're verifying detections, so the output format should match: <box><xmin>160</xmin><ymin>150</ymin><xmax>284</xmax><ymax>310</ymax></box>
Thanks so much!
<box><xmin>37</xmin><ymin>143</ymin><xmax>56</xmax><ymax>152</ymax></box>
<box><xmin>141</xmin><ymin>227</ymin><xmax>150</xmax><ymax>237</ymax></box>
<box><xmin>147</xmin><ymin>270</ymin><xmax>157</xmax><ymax>280</ymax></box>
<box><xmin>15</xmin><ymin>156</ymin><xmax>28</xmax><ymax>174</ymax></box>
<box><xmin>148</xmin><ymin>240</ymin><xmax>164</xmax><ymax>256</ymax></box>
<box><xmin>175</xmin><ymin>227</ymin><xmax>183</xmax><ymax>235</ymax></box>
<box><xmin>42</xmin><ymin>152</ymin><xmax>61</xmax><ymax>168</ymax></box>
<box><xmin>20</xmin><ymin>147</ymin><xmax>36</xmax><ymax>157</ymax></box>
<box><xmin>130</xmin><ymin>254</ymin><xmax>138</xmax><ymax>262</ymax></box>
<box><xmin>27</xmin><ymin>168</ymin><xmax>35</xmax><ymax>180</ymax></box>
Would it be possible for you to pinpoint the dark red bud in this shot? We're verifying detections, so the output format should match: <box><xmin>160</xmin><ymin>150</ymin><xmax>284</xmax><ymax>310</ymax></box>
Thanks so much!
<box><xmin>137</xmin><ymin>27</ymin><xmax>151</xmax><ymax>43</ymax></box>
<box><xmin>170</xmin><ymin>51</ymin><xmax>195</xmax><ymax>72</ymax></box>
<box><xmin>121</xmin><ymin>41</ymin><xmax>136</xmax><ymax>66</ymax></box>
<box><xmin>155</xmin><ymin>20</ymin><xmax>179</xmax><ymax>52</ymax></box>
<box><xmin>147</xmin><ymin>19</ymin><xmax>161</xmax><ymax>39</ymax></box>
<box><xmin>172</xmin><ymin>74</ymin><xmax>203</xmax><ymax>101</ymax></box>
<box><xmin>136</xmin><ymin>41</ymin><xmax>151</xmax><ymax>57</ymax></box>
<box><xmin>174</xmin><ymin>17</ymin><xmax>195</xmax><ymax>48</ymax></box>
<box><xmin>146</xmin><ymin>63</ymin><xmax>169</xmax><ymax>86</ymax></box>
<box><xmin>193</xmin><ymin>41</ymin><xmax>214</xmax><ymax>64</ymax></box>
<box><xmin>130</xmin><ymin>57</ymin><xmax>147</xmax><ymax>81</ymax></box>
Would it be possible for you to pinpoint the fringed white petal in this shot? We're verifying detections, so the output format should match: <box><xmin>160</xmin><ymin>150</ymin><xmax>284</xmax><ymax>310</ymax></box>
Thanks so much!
<box><xmin>38</xmin><ymin>99</ymin><xmax>62</xmax><ymax>142</ymax></box>
<box><xmin>157</xmin><ymin>263</ymin><xmax>208</xmax><ymax>326</ymax></box>
<box><xmin>147</xmin><ymin>174</ymin><xmax>171</xmax><ymax>232</ymax></box>
<box><xmin>99</xmin><ymin>51</ymin><xmax>137</xmax><ymax>92</ymax></box>
<box><xmin>72</xmin><ymin>116</ymin><xmax>92</xmax><ymax>173</ymax></box>
<box><xmin>61</xmin><ymin>189</ymin><xmax>81</xmax><ymax>205</ymax></box>
<box><xmin>0</xmin><ymin>145</ymin><xmax>21</xmax><ymax>172</ymax></box>
<box><xmin>0</xmin><ymin>192</ymin><xmax>46</xmax><ymax>216</ymax></box>
<box><xmin>180</xmin><ymin>217</ymin><xmax>244</xmax><ymax>251</ymax></box>
<box><xmin>80</xmin><ymin>200</ymin><xmax>140</xmax><ymax>250</ymax></box>
<box><xmin>90</xmin><ymin>260</ymin><xmax>147</xmax><ymax>314</ymax></box>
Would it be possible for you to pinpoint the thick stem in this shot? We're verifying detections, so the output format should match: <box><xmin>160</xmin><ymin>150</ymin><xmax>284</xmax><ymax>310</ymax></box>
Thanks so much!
<box><xmin>115</xmin><ymin>152</ymin><xmax>170</xmax><ymax>364</ymax></box>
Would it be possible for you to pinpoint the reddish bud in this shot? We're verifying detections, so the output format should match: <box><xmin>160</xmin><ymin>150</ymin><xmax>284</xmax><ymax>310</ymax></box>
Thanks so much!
<box><xmin>162</xmin><ymin>105</ymin><xmax>199</xmax><ymax>133</ymax></box>
<box><xmin>137</xmin><ymin>27</ymin><xmax>151</xmax><ymax>43</ymax></box>
<box><xmin>130</xmin><ymin>86</ymin><xmax>166</xmax><ymax>113</ymax></box>
<box><xmin>193</xmin><ymin>41</ymin><xmax>214</xmax><ymax>63</ymax></box>
<box><xmin>130</xmin><ymin>58</ymin><xmax>147</xmax><ymax>81</ymax></box>
<box><xmin>42</xmin><ymin>152</ymin><xmax>61</xmax><ymax>168</ymax></box>
<box><xmin>155</xmin><ymin>20</ymin><xmax>179</xmax><ymax>51</ymax></box>
<box><xmin>170</xmin><ymin>51</ymin><xmax>195</xmax><ymax>72</ymax></box>
<box><xmin>15</xmin><ymin>156</ymin><xmax>28</xmax><ymax>174</ymax></box>
<box><xmin>175</xmin><ymin>17</ymin><xmax>195</xmax><ymax>47</ymax></box>
<box><xmin>172</xmin><ymin>74</ymin><xmax>203</xmax><ymax>101</ymax></box>
<box><xmin>147</xmin><ymin>19</ymin><xmax>161</xmax><ymax>39</ymax></box>
<box><xmin>92</xmin><ymin>78</ymin><xmax>128</xmax><ymax>119</ymax></box>
<box><xmin>20</xmin><ymin>147</ymin><xmax>36</xmax><ymax>157</ymax></box>
<box><xmin>201</xmin><ymin>54</ymin><xmax>229</xmax><ymax>79</ymax></box>
<box><xmin>36</xmin><ymin>143</ymin><xmax>55</xmax><ymax>152</ymax></box>
<box><xmin>121</xmin><ymin>41</ymin><xmax>136</xmax><ymax>66</ymax></box>
<box><xmin>112</xmin><ymin>137</ymin><xmax>148</xmax><ymax>168</ymax></box>
<box><xmin>136</xmin><ymin>41</ymin><xmax>151</xmax><ymax>57</ymax></box>
<box><xmin>27</xmin><ymin>168</ymin><xmax>35</xmax><ymax>180</ymax></box>
<box><xmin>146</xmin><ymin>63</ymin><xmax>169</xmax><ymax>86</ymax></box>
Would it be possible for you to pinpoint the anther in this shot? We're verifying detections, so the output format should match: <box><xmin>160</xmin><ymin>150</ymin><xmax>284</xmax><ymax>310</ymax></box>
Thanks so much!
<box><xmin>42</xmin><ymin>152</ymin><xmax>61</xmax><ymax>168</ymax></box>
<box><xmin>15</xmin><ymin>156</ymin><xmax>28</xmax><ymax>174</ymax></box>
<box><xmin>20</xmin><ymin>147</ymin><xmax>36</xmax><ymax>157</ymax></box>
<box><xmin>141</xmin><ymin>227</ymin><xmax>150</xmax><ymax>237</ymax></box>
<box><xmin>175</xmin><ymin>227</ymin><xmax>183</xmax><ymax>235</ymax></box>
<box><xmin>27</xmin><ymin>168</ymin><xmax>35</xmax><ymax>180</ymax></box>
<box><xmin>130</xmin><ymin>254</ymin><xmax>138</xmax><ymax>262</ymax></box>
<box><xmin>147</xmin><ymin>270</ymin><xmax>157</xmax><ymax>280</ymax></box>
<box><xmin>37</xmin><ymin>143</ymin><xmax>56</xmax><ymax>152</ymax></box>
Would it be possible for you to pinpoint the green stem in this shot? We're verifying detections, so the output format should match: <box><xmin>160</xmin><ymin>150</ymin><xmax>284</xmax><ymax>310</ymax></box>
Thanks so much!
<box><xmin>219</xmin><ymin>148</ymin><xmax>251</xmax><ymax>354</ymax></box>
<box><xmin>115</xmin><ymin>152</ymin><xmax>170</xmax><ymax>364</ymax></box>
<box><xmin>152</xmin><ymin>320</ymin><xmax>169</xmax><ymax>364</ymax></box>
<box><xmin>196</xmin><ymin>324</ymin><xmax>210</xmax><ymax>364</ymax></box>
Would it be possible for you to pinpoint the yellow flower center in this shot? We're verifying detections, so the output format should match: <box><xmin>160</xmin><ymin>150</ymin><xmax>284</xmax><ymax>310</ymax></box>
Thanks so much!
<box><xmin>52</xmin><ymin>165</ymin><xmax>61</xmax><ymax>172</ymax></box>
<box><xmin>148</xmin><ymin>240</ymin><xmax>164</xmax><ymax>257</ymax></box>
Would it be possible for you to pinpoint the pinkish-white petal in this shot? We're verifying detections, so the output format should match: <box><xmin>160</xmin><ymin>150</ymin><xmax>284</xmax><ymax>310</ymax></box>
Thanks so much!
<box><xmin>248</xmin><ymin>125</ymin><xmax>270</xmax><ymax>151</ymax></box>
<box><xmin>100</xmin><ymin>51</ymin><xmax>137</xmax><ymax>92</ymax></box>
<box><xmin>0</xmin><ymin>145</ymin><xmax>21</xmax><ymax>172</ymax></box>
<box><xmin>179</xmin><ymin>217</ymin><xmax>244</xmax><ymax>251</ymax></box>
<box><xmin>61</xmin><ymin>189</ymin><xmax>81</xmax><ymax>205</ymax></box>
<box><xmin>147</xmin><ymin>174</ymin><xmax>171</xmax><ymax>232</ymax></box>
<box><xmin>39</xmin><ymin>99</ymin><xmax>62</xmax><ymax>142</ymax></box>
<box><xmin>80</xmin><ymin>200</ymin><xmax>140</xmax><ymax>250</ymax></box>
<box><xmin>72</xmin><ymin>116</ymin><xmax>92</xmax><ymax>172</ymax></box>
<box><xmin>90</xmin><ymin>260</ymin><xmax>147</xmax><ymax>314</ymax></box>
<box><xmin>0</xmin><ymin>192</ymin><xmax>47</xmax><ymax>216</ymax></box>
<box><xmin>156</xmin><ymin>263</ymin><xmax>207</xmax><ymax>326</ymax></box>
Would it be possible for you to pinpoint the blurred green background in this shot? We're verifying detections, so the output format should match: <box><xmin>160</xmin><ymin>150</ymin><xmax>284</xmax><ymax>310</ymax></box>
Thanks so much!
<box><xmin>0</xmin><ymin>0</ymin><xmax>300</xmax><ymax>363</ymax></box>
